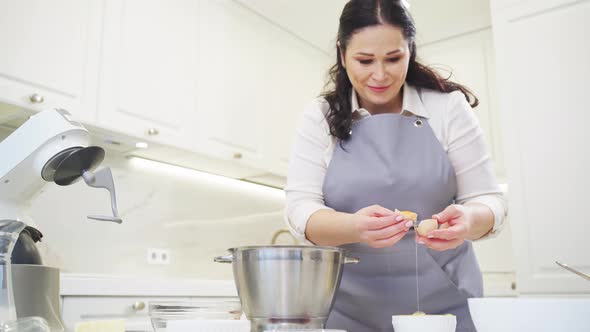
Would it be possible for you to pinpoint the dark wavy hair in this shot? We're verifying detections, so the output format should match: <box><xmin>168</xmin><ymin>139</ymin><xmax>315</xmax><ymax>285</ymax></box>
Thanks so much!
<box><xmin>322</xmin><ymin>0</ymin><xmax>479</xmax><ymax>140</ymax></box>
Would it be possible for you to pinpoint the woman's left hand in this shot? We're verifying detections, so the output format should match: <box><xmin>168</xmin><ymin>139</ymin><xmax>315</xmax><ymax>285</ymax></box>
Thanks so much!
<box><xmin>415</xmin><ymin>204</ymin><xmax>473</xmax><ymax>251</ymax></box>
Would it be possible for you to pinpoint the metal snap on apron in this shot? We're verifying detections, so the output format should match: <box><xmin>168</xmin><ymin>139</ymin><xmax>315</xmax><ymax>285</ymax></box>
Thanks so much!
<box><xmin>323</xmin><ymin>113</ymin><xmax>482</xmax><ymax>332</ymax></box>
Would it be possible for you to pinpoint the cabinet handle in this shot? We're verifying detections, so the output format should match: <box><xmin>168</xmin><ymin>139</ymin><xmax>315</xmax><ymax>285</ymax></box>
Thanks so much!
<box><xmin>233</xmin><ymin>152</ymin><xmax>243</xmax><ymax>159</ymax></box>
<box><xmin>147</xmin><ymin>128</ymin><xmax>159</xmax><ymax>136</ymax></box>
<box><xmin>132</xmin><ymin>301</ymin><xmax>146</xmax><ymax>311</ymax></box>
<box><xmin>29</xmin><ymin>93</ymin><xmax>45</xmax><ymax>104</ymax></box>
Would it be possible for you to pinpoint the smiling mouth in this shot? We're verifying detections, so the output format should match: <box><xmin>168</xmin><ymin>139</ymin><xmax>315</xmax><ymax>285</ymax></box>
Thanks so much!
<box><xmin>368</xmin><ymin>85</ymin><xmax>390</xmax><ymax>93</ymax></box>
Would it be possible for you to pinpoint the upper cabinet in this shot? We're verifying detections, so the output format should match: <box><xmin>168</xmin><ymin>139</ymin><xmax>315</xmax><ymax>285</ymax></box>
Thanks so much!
<box><xmin>490</xmin><ymin>0</ymin><xmax>577</xmax><ymax>14</ymax></box>
<box><xmin>410</xmin><ymin>0</ymin><xmax>492</xmax><ymax>45</ymax></box>
<box><xmin>0</xmin><ymin>0</ymin><xmax>102</xmax><ymax>122</ymax></box>
<box><xmin>195</xmin><ymin>0</ymin><xmax>267</xmax><ymax>167</ymax></box>
<box><xmin>260</xmin><ymin>38</ymin><xmax>329</xmax><ymax>177</ymax></box>
<box><xmin>491</xmin><ymin>0</ymin><xmax>590</xmax><ymax>294</ymax></box>
<box><xmin>232</xmin><ymin>0</ymin><xmax>346</xmax><ymax>53</ymax></box>
<box><xmin>0</xmin><ymin>0</ymin><xmax>329</xmax><ymax>181</ymax></box>
<box><xmin>419</xmin><ymin>29</ymin><xmax>506</xmax><ymax>181</ymax></box>
<box><xmin>195</xmin><ymin>0</ymin><xmax>329</xmax><ymax>175</ymax></box>
<box><xmin>97</xmin><ymin>0</ymin><xmax>199</xmax><ymax>149</ymax></box>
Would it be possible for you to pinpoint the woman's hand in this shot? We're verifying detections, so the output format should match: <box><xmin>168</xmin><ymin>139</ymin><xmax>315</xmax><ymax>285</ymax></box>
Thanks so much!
<box><xmin>415</xmin><ymin>204</ymin><xmax>473</xmax><ymax>251</ymax></box>
<box><xmin>353</xmin><ymin>205</ymin><xmax>414</xmax><ymax>248</ymax></box>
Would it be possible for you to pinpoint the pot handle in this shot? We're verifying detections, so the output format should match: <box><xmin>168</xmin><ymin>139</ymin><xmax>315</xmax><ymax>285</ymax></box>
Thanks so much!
<box><xmin>214</xmin><ymin>254</ymin><xmax>234</xmax><ymax>263</ymax></box>
<box><xmin>344</xmin><ymin>256</ymin><xmax>360</xmax><ymax>264</ymax></box>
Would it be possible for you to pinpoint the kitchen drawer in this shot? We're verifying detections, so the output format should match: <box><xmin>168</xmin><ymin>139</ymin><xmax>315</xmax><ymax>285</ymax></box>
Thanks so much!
<box><xmin>62</xmin><ymin>295</ymin><xmax>190</xmax><ymax>331</ymax></box>
<box><xmin>63</xmin><ymin>296</ymin><xmax>243</xmax><ymax>332</ymax></box>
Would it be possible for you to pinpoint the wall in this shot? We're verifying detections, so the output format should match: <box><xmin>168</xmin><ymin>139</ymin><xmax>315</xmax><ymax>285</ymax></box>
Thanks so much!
<box><xmin>1</xmin><ymin>126</ymin><xmax>286</xmax><ymax>279</ymax></box>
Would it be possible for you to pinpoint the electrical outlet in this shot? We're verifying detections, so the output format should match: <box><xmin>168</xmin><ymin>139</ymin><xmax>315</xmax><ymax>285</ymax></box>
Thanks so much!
<box><xmin>147</xmin><ymin>248</ymin><xmax>171</xmax><ymax>265</ymax></box>
<box><xmin>160</xmin><ymin>249</ymin><xmax>170</xmax><ymax>264</ymax></box>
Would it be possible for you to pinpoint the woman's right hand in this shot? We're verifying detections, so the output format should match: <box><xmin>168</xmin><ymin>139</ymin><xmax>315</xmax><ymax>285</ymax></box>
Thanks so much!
<box><xmin>352</xmin><ymin>205</ymin><xmax>414</xmax><ymax>248</ymax></box>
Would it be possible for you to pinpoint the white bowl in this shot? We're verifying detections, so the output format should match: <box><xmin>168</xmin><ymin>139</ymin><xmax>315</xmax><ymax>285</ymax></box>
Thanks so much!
<box><xmin>264</xmin><ymin>330</ymin><xmax>346</xmax><ymax>332</ymax></box>
<box><xmin>468</xmin><ymin>297</ymin><xmax>590</xmax><ymax>332</ymax></box>
<box><xmin>166</xmin><ymin>319</ymin><xmax>250</xmax><ymax>332</ymax></box>
<box><xmin>391</xmin><ymin>314</ymin><xmax>456</xmax><ymax>332</ymax></box>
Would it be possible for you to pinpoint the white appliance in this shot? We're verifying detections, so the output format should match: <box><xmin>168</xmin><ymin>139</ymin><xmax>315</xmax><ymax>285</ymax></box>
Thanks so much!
<box><xmin>0</xmin><ymin>108</ymin><xmax>123</xmax><ymax>331</ymax></box>
<box><xmin>0</xmin><ymin>108</ymin><xmax>122</xmax><ymax>224</ymax></box>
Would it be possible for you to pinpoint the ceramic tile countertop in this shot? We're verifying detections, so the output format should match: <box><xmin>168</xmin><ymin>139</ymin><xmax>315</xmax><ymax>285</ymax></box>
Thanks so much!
<box><xmin>60</xmin><ymin>273</ymin><xmax>238</xmax><ymax>297</ymax></box>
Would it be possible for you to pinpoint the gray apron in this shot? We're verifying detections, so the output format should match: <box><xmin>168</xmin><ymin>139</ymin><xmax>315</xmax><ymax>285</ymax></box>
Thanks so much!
<box><xmin>323</xmin><ymin>113</ymin><xmax>483</xmax><ymax>332</ymax></box>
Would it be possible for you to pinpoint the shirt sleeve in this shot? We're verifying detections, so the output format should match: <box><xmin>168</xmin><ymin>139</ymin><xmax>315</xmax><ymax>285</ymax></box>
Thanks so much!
<box><xmin>284</xmin><ymin>100</ymin><xmax>334</xmax><ymax>243</ymax></box>
<box><xmin>444</xmin><ymin>91</ymin><xmax>508</xmax><ymax>239</ymax></box>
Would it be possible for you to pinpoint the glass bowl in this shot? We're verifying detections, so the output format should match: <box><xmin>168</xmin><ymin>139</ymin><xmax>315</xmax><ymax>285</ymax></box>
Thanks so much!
<box><xmin>149</xmin><ymin>299</ymin><xmax>242</xmax><ymax>331</ymax></box>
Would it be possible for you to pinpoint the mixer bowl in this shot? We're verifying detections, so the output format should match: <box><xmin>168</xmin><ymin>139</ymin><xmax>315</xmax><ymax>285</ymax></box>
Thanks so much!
<box><xmin>215</xmin><ymin>245</ymin><xmax>358</xmax><ymax>332</ymax></box>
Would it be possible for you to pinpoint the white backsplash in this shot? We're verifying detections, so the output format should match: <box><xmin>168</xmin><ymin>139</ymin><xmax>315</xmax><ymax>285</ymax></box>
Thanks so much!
<box><xmin>24</xmin><ymin>148</ymin><xmax>286</xmax><ymax>279</ymax></box>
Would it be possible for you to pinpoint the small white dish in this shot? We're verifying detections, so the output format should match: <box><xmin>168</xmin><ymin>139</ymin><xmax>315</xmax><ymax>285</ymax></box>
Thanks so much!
<box><xmin>167</xmin><ymin>319</ymin><xmax>250</xmax><ymax>332</ymax></box>
<box><xmin>392</xmin><ymin>314</ymin><xmax>456</xmax><ymax>332</ymax></box>
<box><xmin>264</xmin><ymin>330</ymin><xmax>346</xmax><ymax>332</ymax></box>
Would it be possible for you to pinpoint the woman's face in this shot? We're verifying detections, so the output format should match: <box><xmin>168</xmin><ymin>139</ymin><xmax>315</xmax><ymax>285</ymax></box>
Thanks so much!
<box><xmin>341</xmin><ymin>24</ymin><xmax>410</xmax><ymax>113</ymax></box>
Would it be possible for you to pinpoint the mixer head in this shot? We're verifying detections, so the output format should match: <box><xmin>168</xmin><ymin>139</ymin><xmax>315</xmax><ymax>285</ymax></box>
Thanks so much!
<box><xmin>41</xmin><ymin>146</ymin><xmax>105</xmax><ymax>185</ymax></box>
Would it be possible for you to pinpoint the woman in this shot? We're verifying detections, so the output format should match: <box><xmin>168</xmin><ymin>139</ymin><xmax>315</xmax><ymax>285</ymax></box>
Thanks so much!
<box><xmin>285</xmin><ymin>1</ymin><xmax>507</xmax><ymax>331</ymax></box>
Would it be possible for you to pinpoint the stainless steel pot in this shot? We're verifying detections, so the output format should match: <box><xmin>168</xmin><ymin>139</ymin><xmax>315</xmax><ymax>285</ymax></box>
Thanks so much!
<box><xmin>215</xmin><ymin>245</ymin><xmax>359</xmax><ymax>332</ymax></box>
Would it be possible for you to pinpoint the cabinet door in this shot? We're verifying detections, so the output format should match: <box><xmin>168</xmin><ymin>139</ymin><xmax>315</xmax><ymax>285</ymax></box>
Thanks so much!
<box><xmin>0</xmin><ymin>0</ymin><xmax>102</xmax><ymax>122</ymax></box>
<box><xmin>419</xmin><ymin>29</ymin><xmax>506</xmax><ymax>180</ymax></box>
<box><xmin>492</xmin><ymin>0</ymin><xmax>590</xmax><ymax>294</ymax></box>
<box><xmin>491</xmin><ymin>0</ymin><xmax>582</xmax><ymax>19</ymax></box>
<box><xmin>61</xmin><ymin>296</ymin><xmax>191</xmax><ymax>332</ymax></box>
<box><xmin>195</xmin><ymin>0</ymin><xmax>263</xmax><ymax>166</ymax></box>
<box><xmin>197</xmin><ymin>0</ymin><xmax>329</xmax><ymax>175</ymax></box>
<box><xmin>256</xmin><ymin>14</ymin><xmax>330</xmax><ymax>177</ymax></box>
<box><xmin>97</xmin><ymin>0</ymin><xmax>198</xmax><ymax>149</ymax></box>
<box><xmin>410</xmin><ymin>0</ymin><xmax>492</xmax><ymax>45</ymax></box>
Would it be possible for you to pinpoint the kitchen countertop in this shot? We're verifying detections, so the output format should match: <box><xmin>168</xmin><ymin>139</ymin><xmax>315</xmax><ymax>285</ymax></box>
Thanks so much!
<box><xmin>60</xmin><ymin>273</ymin><xmax>238</xmax><ymax>297</ymax></box>
<box><xmin>58</xmin><ymin>271</ymin><xmax>580</xmax><ymax>298</ymax></box>
<box><xmin>60</xmin><ymin>272</ymin><xmax>516</xmax><ymax>297</ymax></box>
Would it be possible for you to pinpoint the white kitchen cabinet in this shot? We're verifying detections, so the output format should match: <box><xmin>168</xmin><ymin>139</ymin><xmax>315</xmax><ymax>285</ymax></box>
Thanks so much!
<box><xmin>473</xmin><ymin>216</ymin><xmax>518</xmax><ymax>296</ymax></box>
<box><xmin>491</xmin><ymin>0</ymin><xmax>590</xmax><ymax>294</ymax></box>
<box><xmin>0</xmin><ymin>0</ymin><xmax>102</xmax><ymax>122</ymax></box>
<box><xmin>473</xmin><ymin>223</ymin><xmax>515</xmax><ymax>273</ymax></box>
<box><xmin>61</xmin><ymin>295</ymin><xmax>241</xmax><ymax>332</ymax></box>
<box><xmin>258</xmin><ymin>25</ymin><xmax>330</xmax><ymax>177</ymax></box>
<box><xmin>97</xmin><ymin>0</ymin><xmax>199</xmax><ymax>149</ymax></box>
<box><xmin>196</xmin><ymin>0</ymin><xmax>328</xmax><ymax>176</ymax></box>
<box><xmin>491</xmin><ymin>0</ymin><xmax>580</xmax><ymax>15</ymax></box>
<box><xmin>410</xmin><ymin>0</ymin><xmax>492</xmax><ymax>46</ymax></box>
<box><xmin>60</xmin><ymin>275</ymin><xmax>239</xmax><ymax>332</ymax></box>
<box><xmin>419</xmin><ymin>29</ymin><xmax>506</xmax><ymax>180</ymax></box>
<box><xmin>194</xmin><ymin>0</ymin><xmax>265</xmax><ymax>167</ymax></box>
<box><xmin>61</xmin><ymin>295</ymin><xmax>190</xmax><ymax>332</ymax></box>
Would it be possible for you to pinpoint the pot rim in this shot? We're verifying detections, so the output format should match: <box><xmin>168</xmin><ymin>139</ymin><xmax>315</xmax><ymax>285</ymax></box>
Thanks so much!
<box><xmin>227</xmin><ymin>245</ymin><xmax>343</xmax><ymax>252</ymax></box>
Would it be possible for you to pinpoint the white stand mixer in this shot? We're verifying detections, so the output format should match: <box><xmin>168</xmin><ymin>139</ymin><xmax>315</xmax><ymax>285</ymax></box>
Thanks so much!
<box><xmin>0</xmin><ymin>108</ymin><xmax>122</xmax><ymax>224</ymax></box>
<box><xmin>0</xmin><ymin>108</ymin><xmax>123</xmax><ymax>331</ymax></box>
